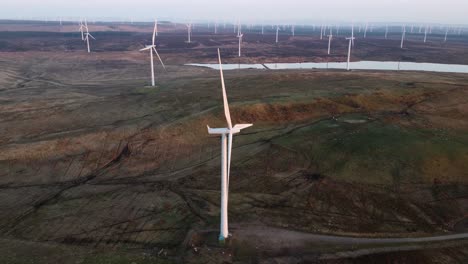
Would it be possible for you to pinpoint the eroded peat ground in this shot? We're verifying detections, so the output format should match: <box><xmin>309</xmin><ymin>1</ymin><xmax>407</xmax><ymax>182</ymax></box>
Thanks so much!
<box><xmin>0</xmin><ymin>22</ymin><xmax>467</xmax><ymax>263</ymax></box>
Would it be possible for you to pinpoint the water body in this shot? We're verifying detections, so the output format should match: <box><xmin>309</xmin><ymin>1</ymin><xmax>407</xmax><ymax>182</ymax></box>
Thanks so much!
<box><xmin>186</xmin><ymin>61</ymin><xmax>468</xmax><ymax>74</ymax></box>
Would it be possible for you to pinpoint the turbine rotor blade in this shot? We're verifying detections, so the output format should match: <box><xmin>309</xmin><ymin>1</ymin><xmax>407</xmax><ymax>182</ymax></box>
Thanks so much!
<box><xmin>217</xmin><ymin>48</ymin><xmax>232</xmax><ymax>129</ymax></box>
<box><xmin>153</xmin><ymin>47</ymin><xmax>166</xmax><ymax>70</ymax></box>
<box><xmin>152</xmin><ymin>19</ymin><xmax>157</xmax><ymax>45</ymax></box>
<box><xmin>139</xmin><ymin>46</ymin><xmax>152</xmax><ymax>51</ymax></box>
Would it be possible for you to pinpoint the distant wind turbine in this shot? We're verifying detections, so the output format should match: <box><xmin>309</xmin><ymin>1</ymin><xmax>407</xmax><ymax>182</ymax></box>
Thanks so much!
<box><xmin>424</xmin><ymin>26</ymin><xmax>428</xmax><ymax>43</ymax></box>
<box><xmin>276</xmin><ymin>25</ymin><xmax>280</xmax><ymax>43</ymax></box>
<box><xmin>327</xmin><ymin>28</ymin><xmax>333</xmax><ymax>55</ymax></box>
<box><xmin>364</xmin><ymin>22</ymin><xmax>368</xmax><ymax>38</ymax></box>
<box><xmin>186</xmin><ymin>23</ymin><xmax>192</xmax><ymax>43</ymax></box>
<box><xmin>346</xmin><ymin>35</ymin><xmax>356</xmax><ymax>71</ymax></box>
<box><xmin>237</xmin><ymin>33</ymin><xmax>243</xmax><ymax>57</ymax></box>
<box><xmin>78</xmin><ymin>20</ymin><xmax>86</xmax><ymax>40</ymax></box>
<box><xmin>444</xmin><ymin>27</ymin><xmax>448</xmax><ymax>42</ymax></box>
<box><xmin>320</xmin><ymin>24</ymin><xmax>324</xmax><ymax>40</ymax></box>
<box><xmin>400</xmin><ymin>25</ymin><xmax>406</xmax><ymax>49</ymax></box>
<box><xmin>208</xmin><ymin>48</ymin><xmax>253</xmax><ymax>243</ymax></box>
<box><xmin>139</xmin><ymin>20</ymin><xmax>166</xmax><ymax>87</ymax></box>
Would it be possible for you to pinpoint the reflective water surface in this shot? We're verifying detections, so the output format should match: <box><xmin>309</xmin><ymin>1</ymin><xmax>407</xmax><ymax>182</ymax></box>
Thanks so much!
<box><xmin>186</xmin><ymin>61</ymin><xmax>468</xmax><ymax>73</ymax></box>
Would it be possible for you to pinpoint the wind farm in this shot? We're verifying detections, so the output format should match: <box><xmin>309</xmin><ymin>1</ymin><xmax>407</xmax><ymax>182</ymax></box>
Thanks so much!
<box><xmin>0</xmin><ymin>8</ymin><xmax>468</xmax><ymax>264</ymax></box>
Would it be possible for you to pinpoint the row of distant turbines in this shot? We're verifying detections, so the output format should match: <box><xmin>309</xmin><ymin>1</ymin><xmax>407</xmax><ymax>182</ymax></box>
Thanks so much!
<box><xmin>133</xmin><ymin>20</ymin><xmax>463</xmax><ymax>87</ymax></box>
<box><xmin>78</xmin><ymin>19</ymin><xmax>95</xmax><ymax>53</ymax></box>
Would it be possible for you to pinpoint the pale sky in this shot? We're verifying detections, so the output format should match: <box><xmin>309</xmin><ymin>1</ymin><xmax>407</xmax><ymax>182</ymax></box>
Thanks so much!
<box><xmin>1</xmin><ymin>0</ymin><xmax>467</xmax><ymax>25</ymax></box>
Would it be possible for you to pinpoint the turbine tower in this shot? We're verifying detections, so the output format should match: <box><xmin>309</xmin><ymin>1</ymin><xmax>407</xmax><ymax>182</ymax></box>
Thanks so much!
<box><xmin>444</xmin><ymin>27</ymin><xmax>448</xmax><ymax>43</ymax></box>
<box><xmin>276</xmin><ymin>25</ymin><xmax>280</xmax><ymax>43</ymax></box>
<box><xmin>237</xmin><ymin>33</ymin><xmax>243</xmax><ymax>57</ymax></box>
<box><xmin>327</xmin><ymin>28</ymin><xmax>333</xmax><ymax>55</ymax></box>
<box><xmin>364</xmin><ymin>22</ymin><xmax>368</xmax><ymax>38</ymax></box>
<box><xmin>186</xmin><ymin>23</ymin><xmax>192</xmax><ymax>43</ymax></box>
<box><xmin>346</xmin><ymin>35</ymin><xmax>355</xmax><ymax>71</ymax></box>
<box><xmin>424</xmin><ymin>26</ymin><xmax>428</xmax><ymax>43</ymax></box>
<box><xmin>207</xmin><ymin>49</ymin><xmax>253</xmax><ymax>242</ymax></box>
<box><xmin>139</xmin><ymin>20</ymin><xmax>166</xmax><ymax>87</ymax></box>
<box><xmin>400</xmin><ymin>25</ymin><xmax>406</xmax><ymax>49</ymax></box>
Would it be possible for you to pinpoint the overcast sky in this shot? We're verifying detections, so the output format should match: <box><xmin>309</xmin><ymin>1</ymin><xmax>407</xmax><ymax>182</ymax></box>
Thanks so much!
<box><xmin>1</xmin><ymin>0</ymin><xmax>467</xmax><ymax>25</ymax></box>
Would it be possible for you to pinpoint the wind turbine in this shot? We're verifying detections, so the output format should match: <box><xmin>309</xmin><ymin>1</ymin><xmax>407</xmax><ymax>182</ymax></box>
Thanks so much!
<box><xmin>208</xmin><ymin>49</ymin><xmax>253</xmax><ymax>243</ymax></box>
<box><xmin>400</xmin><ymin>25</ymin><xmax>406</xmax><ymax>49</ymax></box>
<box><xmin>444</xmin><ymin>27</ymin><xmax>448</xmax><ymax>42</ymax></box>
<box><xmin>320</xmin><ymin>24</ymin><xmax>324</xmax><ymax>40</ymax></box>
<box><xmin>327</xmin><ymin>28</ymin><xmax>333</xmax><ymax>55</ymax></box>
<box><xmin>424</xmin><ymin>26</ymin><xmax>428</xmax><ymax>43</ymax></box>
<box><xmin>139</xmin><ymin>20</ymin><xmax>166</xmax><ymax>87</ymax></box>
<box><xmin>351</xmin><ymin>24</ymin><xmax>355</xmax><ymax>47</ymax></box>
<box><xmin>237</xmin><ymin>33</ymin><xmax>243</xmax><ymax>57</ymax></box>
<box><xmin>186</xmin><ymin>23</ymin><xmax>192</xmax><ymax>43</ymax></box>
<box><xmin>78</xmin><ymin>20</ymin><xmax>86</xmax><ymax>40</ymax></box>
<box><xmin>276</xmin><ymin>25</ymin><xmax>280</xmax><ymax>43</ymax></box>
<box><xmin>364</xmin><ymin>22</ymin><xmax>368</xmax><ymax>38</ymax></box>
<box><xmin>346</xmin><ymin>35</ymin><xmax>355</xmax><ymax>71</ymax></box>
<box><xmin>83</xmin><ymin>21</ymin><xmax>95</xmax><ymax>53</ymax></box>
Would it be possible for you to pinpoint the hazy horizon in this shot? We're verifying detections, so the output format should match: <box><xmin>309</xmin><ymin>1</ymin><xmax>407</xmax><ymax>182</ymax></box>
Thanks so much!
<box><xmin>1</xmin><ymin>0</ymin><xmax>467</xmax><ymax>25</ymax></box>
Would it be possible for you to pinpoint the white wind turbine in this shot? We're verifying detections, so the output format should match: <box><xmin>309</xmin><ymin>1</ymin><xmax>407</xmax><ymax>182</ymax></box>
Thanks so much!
<box><xmin>139</xmin><ymin>20</ymin><xmax>166</xmax><ymax>87</ymax></box>
<box><xmin>444</xmin><ymin>27</ymin><xmax>449</xmax><ymax>42</ymax></box>
<box><xmin>186</xmin><ymin>23</ymin><xmax>192</xmax><ymax>43</ymax></box>
<box><xmin>346</xmin><ymin>35</ymin><xmax>356</xmax><ymax>71</ymax></box>
<box><xmin>208</xmin><ymin>49</ymin><xmax>253</xmax><ymax>242</ymax></box>
<box><xmin>237</xmin><ymin>33</ymin><xmax>243</xmax><ymax>57</ymax></box>
<box><xmin>78</xmin><ymin>20</ymin><xmax>86</xmax><ymax>40</ymax></box>
<box><xmin>364</xmin><ymin>22</ymin><xmax>368</xmax><ymax>38</ymax></box>
<box><xmin>400</xmin><ymin>25</ymin><xmax>406</xmax><ymax>49</ymax></box>
<box><xmin>83</xmin><ymin>20</ymin><xmax>95</xmax><ymax>53</ymax></box>
<box><xmin>320</xmin><ymin>24</ymin><xmax>324</xmax><ymax>40</ymax></box>
<box><xmin>327</xmin><ymin>28</ymin><xmax>333</xmax><ymax>55</ymax></box>
<box><xmin>424</xmin><ymin>25</ymin><xmax>428</xmax><ymax>43</ymax></box>
<box><xmin>351</xmin><ymin>23</ymin><xmax>355</xmax><ymax>47</ymax></box>
<box><xmin>276</xmin><ymin>25</ymin><xmax>280</xmax><ymax>43</ymax></box>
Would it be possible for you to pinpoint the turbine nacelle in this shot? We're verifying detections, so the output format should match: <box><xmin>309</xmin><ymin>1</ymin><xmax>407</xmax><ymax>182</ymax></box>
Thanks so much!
<box><xmin>207</xmin><ymin>124</ymin><xmax>253</xmax><ymax>135</ymax></box>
